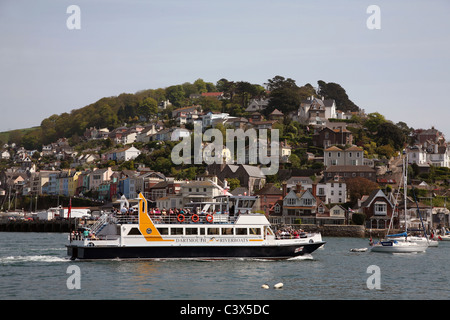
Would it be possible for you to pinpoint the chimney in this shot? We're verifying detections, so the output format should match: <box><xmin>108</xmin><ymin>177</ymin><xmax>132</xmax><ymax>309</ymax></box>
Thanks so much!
<box><xmin>312</xmin><ymin>183</ymin><xmax>317</xmax><ymax>197</ymax></box>
<box><xmin>296</xmin><ymin>183</ymin><xmax>302</xmax><ymax>193</ymax></box>
<box><xmin>282</xmin><ymin>182</ymin><xmax>287</xmax><ymax>197</ymax></box>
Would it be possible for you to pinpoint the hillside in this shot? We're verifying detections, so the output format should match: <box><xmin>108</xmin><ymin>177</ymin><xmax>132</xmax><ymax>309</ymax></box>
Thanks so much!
<box><xmin>0</xmin><ymin>77</ymin><xmax>362</xmax><ymax>150</ymax></box>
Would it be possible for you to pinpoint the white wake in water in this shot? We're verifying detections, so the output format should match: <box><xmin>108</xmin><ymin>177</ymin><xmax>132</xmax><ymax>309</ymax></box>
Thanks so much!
<box><xmin>0</xmin><ymin>255</ymin><xmax>69</xmax><ymax>264</ymax></box>
<box><xmin>287</xmin><ymin>254</ymin><xmax>314</xmax><ymax>261</ymax></box>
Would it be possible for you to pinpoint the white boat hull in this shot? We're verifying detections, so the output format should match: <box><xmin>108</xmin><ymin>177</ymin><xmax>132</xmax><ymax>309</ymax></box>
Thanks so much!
<box><xmin>370</xmin><ymin>240</ymin><xmax>428</xmax><ymax>253</ymax></box>
<box><xmin>389</xmin><ymin>236</ymin><xmax>439</xmax><ymax>247</ymax></box>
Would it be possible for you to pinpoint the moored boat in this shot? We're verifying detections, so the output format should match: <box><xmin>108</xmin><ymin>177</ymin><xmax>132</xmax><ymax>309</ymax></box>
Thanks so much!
<box><xmin>66</xmin><ymin>193</ymin><xmax>325</xmax><ymax>260</ymax></box>
<box><xmin>370</xmin><ymin>239</ymin><xmax>428</xmax><ymax>253</ymax></box>
<box><xmin>370</xmin><ymin>153</ymin><xmax>429</xmax><ymax>254</ymax></box>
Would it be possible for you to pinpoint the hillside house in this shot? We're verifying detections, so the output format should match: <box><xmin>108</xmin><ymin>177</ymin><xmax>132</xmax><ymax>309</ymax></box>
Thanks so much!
<box><xmin>360</xmin><ymin>189</ymin><xmax>394</xmax><ymax>229</ymax></box>
<box><xmin>295</xmin><ymin>96</ymin><xmax>337</xmax><ymax>126</ymax></box>
<box><xmin>324</xmin><ymin>146</ymin><xmax>364</xmax><ymax>167</ymax></box>
<box><xmin>105</xmin><ymin>146</ymin><xmax>141</xmax><ymax>162</ymax></box>
<box><xmin>312</xmin><ymin>126</ymin><xmax>353</xmax><ymax>148</ymax></box>
<box><xmin>324</xmin><ymin>165</ymin><xmax>376</xmax><ymax>182</ymax></box>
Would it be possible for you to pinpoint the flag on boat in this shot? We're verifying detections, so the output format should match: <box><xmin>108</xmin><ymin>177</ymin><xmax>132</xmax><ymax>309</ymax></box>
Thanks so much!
<box><xmin>68</xmin><ymin>197</ymin><xmax>72</xmax><ymax>219</ymax></box>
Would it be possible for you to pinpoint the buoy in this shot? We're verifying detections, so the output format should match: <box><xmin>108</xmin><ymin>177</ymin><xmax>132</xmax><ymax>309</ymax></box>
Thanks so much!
<box><xmin>261</xmin><ymin>284</ymin><xmax>269</xmax><ymax>289</ymax></box>
<box><xmin>274</xmin><ymin>282</ymin><xmax>283</xmax><ymax>289</ymax></box>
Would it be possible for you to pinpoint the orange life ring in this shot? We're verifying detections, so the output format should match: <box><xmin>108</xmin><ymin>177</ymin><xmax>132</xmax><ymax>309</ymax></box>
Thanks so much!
<box><xmin>191</xmin><ymin>214</ymin><xmax>199</xmax><ymax>223</ymax></box>
<box><xmin>206</xmin><ymin>214</ymin><xmax>213</xmax><ymax>223</ymax></box>
<box><xmin>177</xmin><ymin>214</ymin><xmax>185</xmax><ymax>223</ymax></box>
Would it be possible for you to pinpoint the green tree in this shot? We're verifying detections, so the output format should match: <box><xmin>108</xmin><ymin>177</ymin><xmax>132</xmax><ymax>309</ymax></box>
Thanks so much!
<box><xmin>317</xmin><ymin>80</ymin><xmax>359</xmax><ymax>112</ymax></box>
<box><xmin>138</xmin><ymin>97</ymin><xmax>158</xmax><ymax>120</ymax></box>
<box><xmin>166</xmin><ymin>85</ymin><xmax>186</xmax><ymax>107</ymax></box>
<box><xmin>227</xmin><ymin>178</ymin><xmax>241</xmax><ymax>191</ymax></box>
<box><xmin>265</xmin><ymin>75</ymin><xmax>302</xmax><ymax>115</ymax></box>
<box><xmin>364</xmin><ymin>112</ymin><xmax>386</xmax><ymax>133</ymax></box>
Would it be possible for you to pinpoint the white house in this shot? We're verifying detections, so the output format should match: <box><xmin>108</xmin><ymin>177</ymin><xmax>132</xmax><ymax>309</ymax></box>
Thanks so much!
<box><xmin>296</xmin><ymin>96</ymin><xmax>337</xmax><ymax>126</ymax></box>
<box><xmin>406</xmin><ymin>143</ymin><xmax>450</xmax><ymax>168</ymax></box>
<box><xmin>202</xmin><ymin>112</ymin><xmax>229</xmax><ymax>128</ymax></box>
<box><xmin>326</xmin><ymin>176</ymin><xmax>347</xmax><ymax>204</ymax></box>
<box><xmin>1</xmin><ymin>150</ymin><xmax>10</xmax><ymax>160</ymax></box>
<box><xmin>106</xmin><ymin>146</ymin><xmax>141</xmax><ymax>162</ymax></box>
<box><xmin>180</xmin><ymin>180</ymin><xmax>222</xmax><ymax>206</ymax></box>
<box><xmin>245</xmin><ymin>98</ymin><xmax>269</xmax><ymax>113</ymax></box>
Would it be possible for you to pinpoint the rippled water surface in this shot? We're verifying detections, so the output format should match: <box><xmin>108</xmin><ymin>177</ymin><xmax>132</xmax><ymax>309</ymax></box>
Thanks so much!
<box><xmin>1</xmin><ymin>232</ymin><xmax>449</xmax><ymax>300</ymax></box>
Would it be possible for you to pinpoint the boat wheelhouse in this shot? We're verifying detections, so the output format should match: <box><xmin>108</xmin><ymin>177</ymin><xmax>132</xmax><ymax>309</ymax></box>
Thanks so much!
<box><xmin>67</xmin><ymin>193</ymin><xmax>325</xmax><ymax>260</ymax></box>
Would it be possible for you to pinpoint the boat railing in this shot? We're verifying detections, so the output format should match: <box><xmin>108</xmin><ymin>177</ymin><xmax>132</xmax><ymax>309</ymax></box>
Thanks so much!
<box><xmin>115</xmin><ymin>213</ymin><xmax>237</xmax><ymax>225</ymax></box>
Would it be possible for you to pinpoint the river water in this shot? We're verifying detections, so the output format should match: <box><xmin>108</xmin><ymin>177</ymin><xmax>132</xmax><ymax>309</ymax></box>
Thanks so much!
<box><xmin>1</xmin><ymin>232</ymin><xmax>449</xmax><ymax>301</ymax></box>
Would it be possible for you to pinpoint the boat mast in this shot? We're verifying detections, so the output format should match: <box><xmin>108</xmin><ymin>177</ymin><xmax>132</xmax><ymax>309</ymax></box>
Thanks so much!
<box><xmin>404</xmin><ymin>154</ymin><xmax>408</xmax><ymax>234</ymax></box>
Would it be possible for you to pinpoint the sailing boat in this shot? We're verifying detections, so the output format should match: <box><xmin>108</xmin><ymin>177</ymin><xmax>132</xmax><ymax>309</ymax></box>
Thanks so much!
<box><xmin>387</xmin><ymin>188</ymin><xmax>439</xmax><ymax>247</ymax></box>
<box><xmin>370</xmin><ymin>154</ymin><xmax>428</xmax><ymax>253</ymax></box>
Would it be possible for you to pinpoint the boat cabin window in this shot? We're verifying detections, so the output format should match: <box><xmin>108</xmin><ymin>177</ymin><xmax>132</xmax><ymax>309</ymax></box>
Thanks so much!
<box><xmin>185</xmin><ymin>228</ymin><xmax>198</xmax><ymax>235</ymax></box>
<box><xmin>127</xmin><ymin>227</ymin><xmax>142</xmax><ymax>235</ymax></box>
<box><xmin>207</xmin><ymin>228</ymin><xmax>220</xmax><ymax>235</ymax></box>
<box><xmin>171</xmin><ymin>228</ymin><xmax>184</xmax><ymax>235</ymax></box>
<box><xmin>157</xmin><ymin>227</ymin><xmax>169</xmax><ymax>235</ymax></box>
<box><xmin>221</xmin><ymin>228</ymin><xmax>233</xmax><ymax>235</ymax></box>
<box><xmin>249</xmin><ymin>228</ymin><xmax>261</xmax><ymax>235</ymax></box>
<box><xmin>264</xmin><ymin>227</ymin><xmax>274</xmax><ymax>236</ymax></box>
<box><xmin>236</xmin><ymin>228</ymin><xmax>247</xmax><ymax>235</ymax></box>
<box><xmin>199</xmin><ymin>228</ymin><xmax>205</xmax><ymax>235</ymax></box>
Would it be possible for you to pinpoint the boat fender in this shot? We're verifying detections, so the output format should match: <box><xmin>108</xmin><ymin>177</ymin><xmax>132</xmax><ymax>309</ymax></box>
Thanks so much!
<box><xmin>177</xmin><ymin>214</ymin><xmax>185</xmax><ymax>223</ymax></box>
<box><xmin>261</xmin><ymin>284</ymin><xmax>269</xmax><ymax>290</ymax></box>
<box><xmin>206</xmin><ymin>214</ymin><xmax>214</xmax><ymax>223</ymax></box>
<box><xmin>274</xmin><ymin>282</ymin><xmax>283</xmax><ymax>289</ymax></box>
<box><xmin>191</xmin><ymin>214</ymin><xmax>199</xmax><ymax>223</ymax></box>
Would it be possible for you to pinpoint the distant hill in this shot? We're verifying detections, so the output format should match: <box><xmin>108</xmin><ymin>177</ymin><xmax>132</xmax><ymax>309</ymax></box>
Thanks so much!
<box><xmin>0</xmin><ymin>77</ymin><xmax>362</xmax><ymax>150</ymax></box>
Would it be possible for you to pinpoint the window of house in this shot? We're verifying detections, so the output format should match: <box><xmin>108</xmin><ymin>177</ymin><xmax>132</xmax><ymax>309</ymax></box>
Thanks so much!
<box><xmin>374</xmin><ymin>202</ymin><xmax>387</xmax><ymax>215</ymax></box>
<box><xmin>287</xmin><ymin>198</ymin><xmax>296</xmax><ymax>205</ymax></box>
<box><xmin>274</xmin><ymin>205</ymin><xmax>280</xmax><ymax>213</ymax></box>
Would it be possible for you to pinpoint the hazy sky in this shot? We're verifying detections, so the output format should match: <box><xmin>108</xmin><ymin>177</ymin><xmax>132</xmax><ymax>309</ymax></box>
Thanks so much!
<box><xmin>1</xmin><ymin>0</ymin><xmax>449</xmax><ymax>138</ymax></box>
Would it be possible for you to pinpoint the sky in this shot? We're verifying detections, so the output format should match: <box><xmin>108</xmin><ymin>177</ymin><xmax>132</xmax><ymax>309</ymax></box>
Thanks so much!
<box><xmin>0</xmin><ymin>0</ymin><xmax>449</xmax><ymax>138</ymax></box>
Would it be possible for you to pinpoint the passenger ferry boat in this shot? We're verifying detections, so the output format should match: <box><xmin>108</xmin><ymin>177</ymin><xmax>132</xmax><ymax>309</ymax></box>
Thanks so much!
<box><xmin>66</xmin><ymin>193</ymin><xmax>325</xmax><ymax>260</ymax></box>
